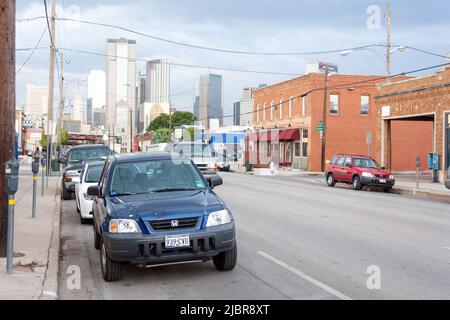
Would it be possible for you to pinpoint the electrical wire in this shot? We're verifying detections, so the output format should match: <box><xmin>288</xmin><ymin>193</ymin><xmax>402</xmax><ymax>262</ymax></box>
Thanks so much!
<box><xmin>43</xmin><ymin>0</ymin><xmax>54</xmax><ymax>48</ymax></box>
<box><xmin>16</xmin><ymin>26</ymin><xmax>48</xmax><ymax>75</ymax></box>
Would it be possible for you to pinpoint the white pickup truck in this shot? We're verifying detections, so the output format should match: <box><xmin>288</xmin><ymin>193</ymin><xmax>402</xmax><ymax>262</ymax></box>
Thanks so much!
<box><xmin>166</xmin><ymin>142</ymin><xmax>219</xmax><ymax>177</ymax></box>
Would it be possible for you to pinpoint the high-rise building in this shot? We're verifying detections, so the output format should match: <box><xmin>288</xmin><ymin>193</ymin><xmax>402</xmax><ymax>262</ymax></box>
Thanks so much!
<box><xmin>193</xmin><ymin>95</ymin><xmax>200</xmax><ymax>119</ymax></box>
<box><xmin>233</xmin><ymin>102</ymin><xmax>240</xmax><ymax>126</ymax></box>
<box><xmin>143</xmin><ymin>59</ymin><xmax>170</xmax><ymax>131</ymax></box>
<box><xmin>136</xmin><ymin>72</ymin><xmax>147</xmax><ymax>133</ymax></box>
<box><xmin>239</xmin><ymin>87</ymin><xmax>254</xmax><ymax>127</ymax></box>
<box><xmin>25</xmin><ymin>84</ymin><xmax>48</xmax><ymax>128</ymax></box>
<box><xmin>106</xmin><ymin>38</ymin><xmax>137</xmax><ymax>153</ymax></box>
<box><xmin>87</xmin><ymin>69</ymin><xmax>106</xmax><ymax>128</ymax></box>
<box><xmin>199</xmin><ymin>74</ymin><xmax>223</xmax><ymax>129</ymax></box>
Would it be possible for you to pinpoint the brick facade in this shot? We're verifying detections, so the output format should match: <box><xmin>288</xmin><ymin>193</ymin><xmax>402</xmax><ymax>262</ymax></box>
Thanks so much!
<box><xmin>375</xmin><ymin>67</ymin><xmax>450</xmax><ymax>181</ymax></box>
<box><xmin>251</xmin><ymin>73</ymin><xmax>404</xmax><ymax>171</ymax></box>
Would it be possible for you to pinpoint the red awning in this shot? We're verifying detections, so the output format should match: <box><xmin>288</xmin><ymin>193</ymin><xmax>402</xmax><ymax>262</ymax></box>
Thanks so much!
<box><xmin>279</xmin><ymin>129</ymin><xmax>300</xmax><ymax>141</ymax></box>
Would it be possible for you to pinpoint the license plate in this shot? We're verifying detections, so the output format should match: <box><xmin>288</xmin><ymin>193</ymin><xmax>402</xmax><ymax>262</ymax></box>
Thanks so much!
<box><xmin>379</xmin><ymin>179</ymin><xmax>387</xmax><ymax>184</ymax></box>
<box><xmin>165</xmin><ymin>235</ymin><xmax>190</xmax><ymax>248</ymax></box>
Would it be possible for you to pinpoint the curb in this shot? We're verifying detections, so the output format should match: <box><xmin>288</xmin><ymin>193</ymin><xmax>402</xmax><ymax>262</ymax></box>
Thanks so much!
<box><xmin>392</xmin><ymin>187</ymin><xmax>450</xmax><ymax>204</ymax></box>
<box><xmin>39</xmin><ymin>178</ymin><xmax>61</xmax><ymax>300</ymax></box>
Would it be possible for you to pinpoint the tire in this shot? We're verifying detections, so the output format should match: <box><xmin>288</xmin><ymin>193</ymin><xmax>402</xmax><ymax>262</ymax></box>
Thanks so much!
<box><xmin>213</xmin><ymin>244</ymin><xmax>237</xmax><ymax>271</ymax></box>
<box><xmin>62</xmin><ymin>183</ymin><xmax>71</xmax><ymax>200</ymax></box>
<box><xmin>100</xmin><ymin>239</ymin><xmax>123</xmax><ymax>282</ymax></box>
<box><xmin>352</xmin><ymin>176</ymin><xmax>362</xmax><ymax>191</ymax></box>
<box><xmin>93</xmin><ymin>223</ymin><xmax>101</xmax><ymax>250</ymax></box>
<box><xmin>80</xmin><ymin>214</ymin><xmax>90</xmax><ymax>225</ymax></box>
<box><xmin>326</xmin><ymin>173</ymin><xmax>336</xmax><ymax>187</ymax></box>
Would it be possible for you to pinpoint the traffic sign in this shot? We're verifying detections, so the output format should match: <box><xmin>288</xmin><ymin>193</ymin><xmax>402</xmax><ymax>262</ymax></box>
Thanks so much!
<box><xmin>315</xmin><ymin>121</ymin><xmax>324</xmax><ymax>131</ymax></box>
<box><xmin>319</xmin><ymin>62</ymin><xmax>338</xmax><ymax>73</ymax></box>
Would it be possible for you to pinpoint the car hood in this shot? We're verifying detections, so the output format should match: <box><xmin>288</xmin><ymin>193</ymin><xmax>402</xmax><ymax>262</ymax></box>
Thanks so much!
<box><xmin>359</xmin><ymin>168</ymin><xmax>392</xmax><ymax>176</ymax></box>
<box><xmin>108</xmin><ymin>190</ymin><xmax>225</xmax><ymax>220</ymax></box>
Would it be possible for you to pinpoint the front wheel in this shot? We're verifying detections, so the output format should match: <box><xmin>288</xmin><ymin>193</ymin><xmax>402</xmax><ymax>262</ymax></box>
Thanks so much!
<box><xmin>213</xmin><ymin>245</ymin><xmax>237</xmax><ymax>271</ymax></box>
<box><xmin>352</xmin><ymin>176</ymin><xmax>362</xmax><ymax>191</ymax></box>
<box><xmin>100</xmin><ymin>239</ymin><xmax>123</xmax><ymax>282</ymax></box>
<box><xmin>326</xmin><ymin>174</ymin><xmax>336</xmax><ymax>187</ymax></box>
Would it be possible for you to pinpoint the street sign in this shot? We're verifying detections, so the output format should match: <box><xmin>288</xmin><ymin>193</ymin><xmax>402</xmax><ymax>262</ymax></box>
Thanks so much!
<box><xmin>319</xmin><ymin>62</ymin><xmax>338</xmax><ymax>73</ymax></box>
<box><xmin>315</xmin><ymin>121</ymin><xmax>324</xmax><ymax>131</ymax></box>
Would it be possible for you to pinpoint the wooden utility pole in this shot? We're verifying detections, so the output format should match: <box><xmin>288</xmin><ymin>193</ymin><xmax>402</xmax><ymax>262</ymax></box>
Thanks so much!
<box><xmin>56</xmin><ymin>51</ymin><xmax>64</xmax><ymax>148</ymax></box>
<box><xmin>130</xmin><ymin>109</ymin><xmax>133</xmax><ymax>153</ymax></box>
<box><xmin>386</xmin><ymin>0</ymin><xmax>392</xmax><ymax>79</ymax></box>
<box><xmin>46</xmin><ymin>0</ymin><xmax>56</xmax><ymax>177</ymax></box>
<box><xmin>0</xmin><ymin>0</ymin><xmax>16</xmax><ymax>257</ymax></box>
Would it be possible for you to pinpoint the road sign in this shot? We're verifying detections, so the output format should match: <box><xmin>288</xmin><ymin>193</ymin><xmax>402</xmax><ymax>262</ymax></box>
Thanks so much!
<box><xmin>319</xmin><ymin>62</ymin><xmax>338</xmax><ymax>73</ymax></box>
<box><xmin>315</xmin><ymin>121</ymin><xmax>324</xmax><ymax>131</ymax></box>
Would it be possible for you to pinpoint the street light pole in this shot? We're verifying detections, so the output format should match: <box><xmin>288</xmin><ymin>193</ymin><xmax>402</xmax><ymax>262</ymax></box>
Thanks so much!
<box><xmin>386</xmin><ymin>0</ymin><xmax>392</xmax><ymax>78</ymax></box>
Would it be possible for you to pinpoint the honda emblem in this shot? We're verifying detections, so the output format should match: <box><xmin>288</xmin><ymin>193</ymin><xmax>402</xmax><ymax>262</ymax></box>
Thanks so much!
<box><xmin>171</xmin><ymin>220</ymin><xmax>179</xmax><ymax>227</ymax></box>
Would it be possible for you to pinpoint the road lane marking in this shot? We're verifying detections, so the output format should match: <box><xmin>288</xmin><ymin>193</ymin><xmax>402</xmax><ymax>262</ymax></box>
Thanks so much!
<box><xmin>257</xmin><ymin>251</ymin><xmax>353</xmax><ymax>300</ymax></box>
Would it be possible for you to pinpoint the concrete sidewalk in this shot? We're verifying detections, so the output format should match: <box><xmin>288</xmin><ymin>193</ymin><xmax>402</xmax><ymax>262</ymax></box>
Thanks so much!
<box><xmin>0</xmin><ymin>170</ymin><xmax>60</xmax><ymax>300</ymax></box>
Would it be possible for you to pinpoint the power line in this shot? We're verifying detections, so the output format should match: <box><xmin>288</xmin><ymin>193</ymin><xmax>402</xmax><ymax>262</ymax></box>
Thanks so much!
<box><xmin>58</xmin><ymin>47</ymin><xmax>302</xmax><ymax>76</ymax></box>
<box><xmin>16</xmin><ymin>27</ymin><xmax>48</xmax><ymax>75</ymax></box>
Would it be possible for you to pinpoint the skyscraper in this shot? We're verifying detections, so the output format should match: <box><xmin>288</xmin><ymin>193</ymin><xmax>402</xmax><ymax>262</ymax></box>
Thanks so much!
<box><xmin>88</xmin><ymin>69</ymin><xmax>106</xmax><ymax>128</ymax></box>
<box><xmin>238</xmin><ymin>87</ymin><xmax>254</xmax><ymax>127</ymax></box>
<box><xmin>199</xmin><ymin>74</ymin><xmax>223</xmax><ymax>129</ymax></box>
<box><xmin>106</xmin><ymin>38</ymin><xmax>137</xmax><ymax>153</ymax></box>
<box><xmin>25</xmin><ymin>84</ymin><xmax>48</xmax><ymax>128</ymax></box>
<box><xmin>143</xmin><ymin>59</ymin><xmax>170</xmax><ymax>131</ymax></box>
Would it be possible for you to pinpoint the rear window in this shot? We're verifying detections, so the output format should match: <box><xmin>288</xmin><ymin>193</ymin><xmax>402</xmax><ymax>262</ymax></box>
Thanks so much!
<box><xmin>68</xmin><ymin>147</ymin><xmax>111</xmax><ymax>163</ymax></box>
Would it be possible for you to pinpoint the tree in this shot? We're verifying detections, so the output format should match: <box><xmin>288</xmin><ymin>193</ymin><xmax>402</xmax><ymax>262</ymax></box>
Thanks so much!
<box><xmin>146</xmin><ymin>111</ymin><xmax>196</xmax><ymax>132</ymax></box>
<box><xmin>152</xmin><ymin>128</ymin><xmax>172</xmax><ymax>143</ymax></box>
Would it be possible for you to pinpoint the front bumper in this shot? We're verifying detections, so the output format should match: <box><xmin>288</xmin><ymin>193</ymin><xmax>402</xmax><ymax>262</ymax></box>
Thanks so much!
<box><xmin>361</xmin><ymin>177</ymin><xmax>395</xmax><ymax>187</ymax></box>
<box><xmin>102</xmin><ymin>223</ymin><xmax>236</xmax><ymax>265</ymax></box>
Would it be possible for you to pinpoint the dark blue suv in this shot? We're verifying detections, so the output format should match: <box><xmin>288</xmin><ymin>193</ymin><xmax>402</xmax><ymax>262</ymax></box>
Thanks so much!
<box><xmin>88</xmin><ymin>152</ymin><xmax>237</xmax><ymax>282</ymax></box>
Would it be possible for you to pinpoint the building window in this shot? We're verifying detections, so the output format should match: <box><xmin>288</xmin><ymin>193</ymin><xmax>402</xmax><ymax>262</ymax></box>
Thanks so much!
<box><xmin>256</xmin><ymin>104</ymin><xmax>260</xmax><ymax>123</ymax></box>
<box><xmin>330</xmin><ymin>94</ymin><xmax>339</xmax><ymax>114</ymax></box>
<box><xmin>289</xmin><ymin>96</ymin><xmax>293</xmax><ymax>118</ymax></box>
<box><xmin>279</xmin><ymin>99</ymin><xmax>284</xmax><ymax>120</ymax></box>
<box><xmin>294</xmin><ymin>142</ymin><xmax>301</xmax><ymax>157</ymax></box>
<box><xmin>361</xmin><ymin>95</ymin><xmax>370</xmax><ymax>115</ymax></box>
<box><xmin>285</xmin><ymin>142</ymin><xmax>293</xmax><ymax>163</ymax></box>
<box><xmin>302</xmin><ymin>95</ymin><xmax>307</xmax><ymax>116</ymax></box>
<box><xmin>263</xmin><ymin>103</ymin><xmax>266</xmax><ymax>122</ymax></box>
<box><xmin>303</xmin><ymin>129</ymin><xmax>309</xmax><ymax>139</ymax></box>
<box><xmin>302</xmin><ymin>142</ymin><xmax>308</xmax><ymax>157</ymax></box>
<box><xmin>270</xmin><ymin>101</ymin><xmax>274</xmax><ymax>121</ymax></box>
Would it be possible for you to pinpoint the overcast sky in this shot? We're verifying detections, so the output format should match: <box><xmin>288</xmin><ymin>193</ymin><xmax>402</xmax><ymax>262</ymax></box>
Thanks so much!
<box><xmin>16</xmin><ymin>0</ymin><xmax>450</xmax><ymax>123</ymax></box>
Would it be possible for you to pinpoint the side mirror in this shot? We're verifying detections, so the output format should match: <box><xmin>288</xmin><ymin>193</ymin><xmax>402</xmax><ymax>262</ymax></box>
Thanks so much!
<box><xmin>208</xmin><ymin>175</ymin><xmax>223</xmax><ymax>188</ymax></box>
<box><xmin>87</xmin><ymin>185</ymin><xmax>101</xmax><ymax>198</ymax></box>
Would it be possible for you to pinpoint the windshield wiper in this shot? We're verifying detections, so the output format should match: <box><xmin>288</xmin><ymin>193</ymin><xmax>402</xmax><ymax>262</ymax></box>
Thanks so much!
<box><xmin>152</xmin><ymin>188</ymin><xmax>199</xmax><ymax>193</ymax></box>
<box><xmin>110</xmin><ymin>192</ymin><xmax>138</xmax><ymax>197</ymax></box>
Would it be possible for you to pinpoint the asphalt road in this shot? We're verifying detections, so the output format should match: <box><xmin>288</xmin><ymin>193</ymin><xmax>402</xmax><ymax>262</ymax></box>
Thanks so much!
<box><xmin>58</xmin><ymin>172</ymin><xmax>450</xmax><ymax>300</ymax></box>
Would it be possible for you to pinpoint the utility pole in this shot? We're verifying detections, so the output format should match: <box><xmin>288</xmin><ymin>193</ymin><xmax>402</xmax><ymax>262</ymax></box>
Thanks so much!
<box><xmin>321</xmin><ymin>68</ymin><xmax>329</xmax><ymax>173</ymax></box>
<box><xmin>56</xmin><ymin>51</ymin><xmax>64</xmax><ymax>148</ymax></box>
<box><xmin>46</xmin><ymin>0</ymin><xmax>56</xmax><ymax>178</ymax></box>
<box><xmin>386</xmin><ymin>0</ymin><xmax>392</xmax><ymax>79</ymax></box>
<box><xmin>0</xmin><ymin>0</ymin><xmax>16</xmax><ymax>257</ymax></box>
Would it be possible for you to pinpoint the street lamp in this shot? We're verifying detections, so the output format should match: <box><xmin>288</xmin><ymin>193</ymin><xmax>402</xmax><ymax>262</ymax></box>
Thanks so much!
<box><xmin>339</xmin><ymin>45</ymin><xmax>406</xmax><ymax>76</ymax></box>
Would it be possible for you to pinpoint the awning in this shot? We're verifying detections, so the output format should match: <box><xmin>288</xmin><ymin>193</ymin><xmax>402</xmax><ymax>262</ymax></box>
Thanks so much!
<box><xmin>259</xmin><ymin>130</ymin><xmax>281</xmax><ymax>142</ymax></box>
<box><xmin>279</xmin><ymin>129</ymin><xmax>300</xmax><ymax>141</ymax></box>
<box><xmin>248</xmin><ymin>133</ymin><xmax>259</xmax><ymax>141</ymax></box>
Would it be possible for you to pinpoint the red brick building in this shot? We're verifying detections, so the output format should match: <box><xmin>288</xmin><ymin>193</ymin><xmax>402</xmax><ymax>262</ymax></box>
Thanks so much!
<box><xmin>375</xmin><ymin>67</ymin><xmax>450</xmax><ymax>181</ymax></box>
<box><xmin>249</xmin><ymin>71</ymin><xmax>407</xmax><ymax>171</ymax></box>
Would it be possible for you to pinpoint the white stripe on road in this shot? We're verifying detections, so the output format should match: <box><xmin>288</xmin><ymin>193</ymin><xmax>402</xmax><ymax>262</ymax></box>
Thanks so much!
<box><xmin>257</xmin><ymin>251</ymin><xmax>353</xmax><ymax>300</ymax></box>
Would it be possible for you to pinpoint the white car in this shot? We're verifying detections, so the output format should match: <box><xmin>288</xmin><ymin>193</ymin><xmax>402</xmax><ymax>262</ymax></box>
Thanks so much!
<box><xmin>75</xmin><ymin>161</ymin><xmax>105</xmax><ymax>224</ymax></box>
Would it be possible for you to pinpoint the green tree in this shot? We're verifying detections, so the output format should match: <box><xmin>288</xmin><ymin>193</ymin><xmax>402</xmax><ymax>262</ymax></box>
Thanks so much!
<box><xmin>40</xmin><ymin>132</ymin><xmax>47</xmax><ymax>150</ymax></box>
<box><xmin>153</xmin><ymin>128</ymin><xmax>172</xmax><ymax>143</ymax></box>
<box><xmin>60</xmin><ymin>129</ymin><xmax>68</xmax><ymax>145</ymax></box>
<box><xmin>146</xmin><ymin>111</ymin><xmax>196</xmax><ymax>132</ymax></box>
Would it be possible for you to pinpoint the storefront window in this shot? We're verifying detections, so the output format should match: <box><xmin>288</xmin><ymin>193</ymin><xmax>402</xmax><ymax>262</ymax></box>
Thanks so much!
<box><xmin>285</xmin><ymin>142</ymin><xmax>293</xmax><ymax>163</ymax></box>
<box><xmin>295</xmin><ymin>142</ymin><xmax>301</xmax><ymax>157</ymax></box>
<box><xmin>302</xmin><ymin>142</ymin><xmax>308</xmax><ymax>157</ymax></box>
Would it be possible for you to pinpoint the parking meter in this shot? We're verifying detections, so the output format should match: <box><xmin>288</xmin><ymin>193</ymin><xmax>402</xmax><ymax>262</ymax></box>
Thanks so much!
<box><xmin>5</xmin><ymin>159</ymin><xmax>19</xmax><ymax>274</ymax></box>
<box><xmin>31</xmin><ymin>162</ymin><xmax>40</xmax><ymax>218</ymax></box>
<box><xmin>32</xmin><ymin>162</ymin><xmax>40</xmax><ymax>174</ymax></box>
<box><xmin>5</xmin><ymin>159</ymin><xmax>20</xmax><ymax>196</ymax></box>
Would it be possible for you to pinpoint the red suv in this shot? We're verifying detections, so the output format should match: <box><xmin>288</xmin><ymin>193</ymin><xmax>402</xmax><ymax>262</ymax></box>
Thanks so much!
<box><xmin>325</xmin><ymin>155</ymin><xmax>395</xmax><ymax>192</ymax></box>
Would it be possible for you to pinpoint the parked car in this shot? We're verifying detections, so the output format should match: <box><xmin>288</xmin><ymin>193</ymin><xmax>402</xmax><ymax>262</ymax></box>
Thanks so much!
<box><xmin>166</xmin><ymin>142</ymin><xmax>220</xmax><ymax>178</ymax></box>
<box><xmin>326</xmin><ymin>154</ymin><xmax>395</xmax><ymax>192</ymax></box>
<box><xmin>446</xmin><ymin>167</ymin><xmax>450</xmax><ymax>190</ymax></box>
<box><xmin>89</xmin><ymin>152</ymin><xmax>237</xmax><ymax>282</ymax></box>
<box><xmin>217</xmin><ymin>161</ymin><xmax>231</xmax><ymax>172</ymax></box>
<box><xmin>75</xmin><ymin>161</ymin><xmax>105</xmax><ymax>224</ymax></box>
<box><xmin>60</xmin><ymin>144</ymin><xmax>112</xmax><ymax>200</ymax></box>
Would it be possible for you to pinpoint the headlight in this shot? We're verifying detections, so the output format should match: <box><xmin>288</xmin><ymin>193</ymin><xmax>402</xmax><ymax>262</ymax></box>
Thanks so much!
<box><xmin>362</xmin><ymin>172</ymin><xmax>373</xmax><ymax>178</ymax></box>
<box><xmin>84</xmin><ymin>193</ymin><xmax>95</xmax><ymax>201</ymax></box>
<box><xmin>389</xmin><ymin>175</ymin><xmax>394</xmax><ymax>180</ymax></box>
<box><xmin>206</xmin><ymin>209</ymin><xmax>231</xmax><ymax>227</ymax></box>
<box><xmin>109</xmin><ymin>219</ymin><xmax>141</xmax><ymax>234</ymax></box>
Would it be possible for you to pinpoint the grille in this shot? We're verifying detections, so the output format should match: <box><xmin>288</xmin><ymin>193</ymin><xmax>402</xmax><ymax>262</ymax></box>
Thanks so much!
<box><xmin>149</xmin><ymin>217</ymin><xmax>199</xmax><ymax>231</ymax></box>
<box><xmin>375</xmin><ymin>174</ymin><xmax>388</xmax><ymax>178</ymax></box>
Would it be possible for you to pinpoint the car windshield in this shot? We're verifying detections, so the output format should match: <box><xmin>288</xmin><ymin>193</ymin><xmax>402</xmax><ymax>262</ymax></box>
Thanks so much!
<box><xmin>85</xmin><ymin>165</ymin><xmax>104</xmax><ymax>183</ymax></box>
<box><xmin>172</xmin><ymin>144</ymin><xmax>215</xmax><ymax>158</ymax></box>
<box><xmin>68</xmin><ymin>148</ymin><xmax>110</xmax><ymax>163</ymax></box>
<box><xmin>109</xmin><ymin>159</ymin><xmax>206</xmax><ymax>196</ymax></box>
<box><xmin>353</xmin><ymin>158</ymin><xmax>380</xmax><ymax>169</ymax></box>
